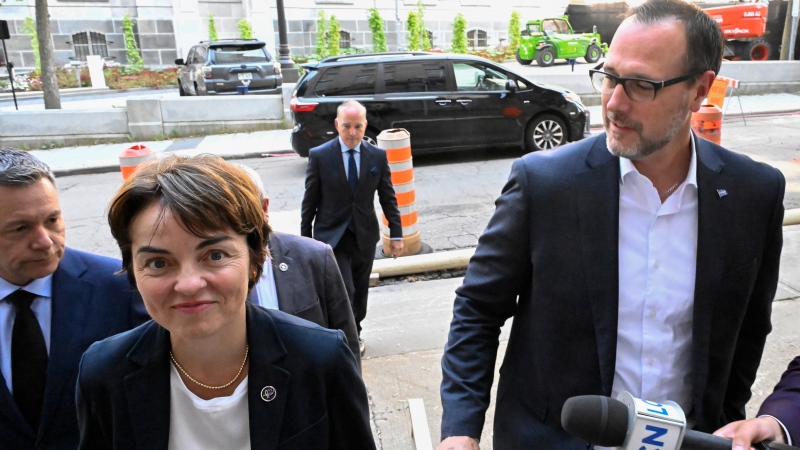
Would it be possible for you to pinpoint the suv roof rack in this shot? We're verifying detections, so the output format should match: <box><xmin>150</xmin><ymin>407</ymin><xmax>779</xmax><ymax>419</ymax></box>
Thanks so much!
<box><xmin>199</xmin><ymin>38</ymin><xmax>263</xmax><ymax>44</ymax></box>
<box><xmin>319</xmin><ymin>51</ymin><xmax>433</xmax><ymax>63</ymax></box>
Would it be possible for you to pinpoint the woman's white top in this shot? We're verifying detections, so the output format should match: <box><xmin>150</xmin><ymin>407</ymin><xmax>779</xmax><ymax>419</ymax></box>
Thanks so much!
<box><xmin>168</xmin><ymin>363</ymin><xmax>250</xmax><ymax>450</ymax></box>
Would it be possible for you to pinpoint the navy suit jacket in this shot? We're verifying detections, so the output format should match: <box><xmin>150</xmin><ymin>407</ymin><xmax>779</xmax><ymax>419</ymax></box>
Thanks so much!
<box><xmin>264</xmin><ymin>231</ymin><xmax>360</xmax><ymax>364</ymax></box>
<box><xmin>300</xmin><ymin>138</ymin><xmax>402</xmax><ymax>250</ymax></box>
<box><xmin>759</xmin><ymin>355</ymin><xmax>800</xmax><ymax>443</ymax></box>
<box><xmin>0</xmin><ymin>248</ymin><xmax>147</xmax><ymax>450</ymax></box>
<box><xmin>76</xmin><ymin>302</ymin><xmax>375</xmax><ymax>450</ymax></box>
<box><xmin>440</xmin><ymin>133</ymin><xmax>785</xmax><ymax>449</ymax></box>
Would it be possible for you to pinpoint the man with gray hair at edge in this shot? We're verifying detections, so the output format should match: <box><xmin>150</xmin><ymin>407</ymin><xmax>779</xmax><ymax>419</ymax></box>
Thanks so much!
<box><xmin>0</xmin><ymin>149</ymin><xmax>147</xmax><ymax>449</ymax></box>
<box><xmin>437</xmin><ymin>1</ymin><xmax>785</xmax><ymax>448</ymax></box>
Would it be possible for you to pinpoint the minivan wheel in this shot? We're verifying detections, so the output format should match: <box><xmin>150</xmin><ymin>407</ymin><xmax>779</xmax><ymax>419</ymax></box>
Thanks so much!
<box><xmin>363</xmin><ymin>131</ymin><xmax>378</xmax><ymax>146</ymax></box>
<box><xmin>526</xmin><ymin>114</ymin><xmax>566</xmax><ymax>151</ymax></box>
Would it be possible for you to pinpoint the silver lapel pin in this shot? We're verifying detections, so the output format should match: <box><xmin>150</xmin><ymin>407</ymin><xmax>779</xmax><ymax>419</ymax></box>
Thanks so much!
<box><xmin>717</xmin><ymin>189</ymin><xmax>728</xmax><ymax>198</ymax></box>
<box><xmin>261</xmin><ymin>386</ymin><xmax>277</xmax><ymax>402</ymax></box>
<box><xmin>279</xmin><ymin>262</ymin><xmax>288</xmax><ymax>272</ymax></box>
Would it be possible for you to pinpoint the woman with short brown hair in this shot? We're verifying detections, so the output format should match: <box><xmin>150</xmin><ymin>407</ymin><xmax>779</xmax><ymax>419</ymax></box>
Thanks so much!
<box><xmin>76</xmin><ymin>154</ymin><xmax>374</xmax><ymax>450</ymax></box>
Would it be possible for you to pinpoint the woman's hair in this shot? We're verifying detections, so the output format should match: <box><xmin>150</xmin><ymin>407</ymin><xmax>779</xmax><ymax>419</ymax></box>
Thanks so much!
<box><xmin>107</xmin><ymin>154</ymin><xmax>270</xmax><ymax>288</ymax></box>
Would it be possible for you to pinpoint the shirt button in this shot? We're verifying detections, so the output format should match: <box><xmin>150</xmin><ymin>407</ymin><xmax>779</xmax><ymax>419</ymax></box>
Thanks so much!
<box><xmin>654</xmin><ymin>260</ymin><xmax>660</xmax><ymax>269</ymax></box>
<box><xmin>648</xmin><ymin>309</ymin><xmax>656</xmax><ymax>318</ymax></box>
<box><xmin>648</xmin><ymin>358</ymin><xmax>654</xmax><ymax>365</ymax></box>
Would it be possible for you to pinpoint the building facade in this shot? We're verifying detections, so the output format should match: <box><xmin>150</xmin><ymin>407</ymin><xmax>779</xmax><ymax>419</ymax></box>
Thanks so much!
<box><xmin>0</xmin><ymin>0</ymin><xmax>568</xmax><ymax>71</ymax></box>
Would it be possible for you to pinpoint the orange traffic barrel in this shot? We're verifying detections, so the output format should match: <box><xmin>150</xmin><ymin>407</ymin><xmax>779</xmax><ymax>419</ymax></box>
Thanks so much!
<box><xmin>378</xmin><ymin>128</ymin><xmax>421</xmax><ymax>257</ymax></box>
<box><xmin>119</xmin><ymin>144</ymin><xmax>153</xmax><ymax>180</ymax></box>
<box><xmin>691</xmin><ymin>103</ymin><xmax>722</xmax><ymax>145</ymax></box>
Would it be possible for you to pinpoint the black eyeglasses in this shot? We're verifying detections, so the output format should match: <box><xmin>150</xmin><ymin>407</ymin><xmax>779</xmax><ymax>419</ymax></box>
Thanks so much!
<box><xmin>588</xmin><ymin>63</ymin><xmax>700</xmax><ymax>103</ymax></box>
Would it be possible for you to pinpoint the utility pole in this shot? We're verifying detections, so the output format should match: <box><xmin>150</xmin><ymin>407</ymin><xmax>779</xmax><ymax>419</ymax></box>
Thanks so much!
<box><xmin>275</xmin><ymin>0</ymin><xmax>298</xmax><ymax>82</ymax></box>
<box><xmin>396</xmin><ymin>0</ymin><xmax>403</xmax><ymax>51</ymax></box>
<box><xmin>790</xmin><ymin>0</ymin><xmax>799</xmax><ymax>60</ymax></box>
<box><xmin>781</xmin><ymin>0</ymin><xmax>793</xmax><ymax>59</ymax></box>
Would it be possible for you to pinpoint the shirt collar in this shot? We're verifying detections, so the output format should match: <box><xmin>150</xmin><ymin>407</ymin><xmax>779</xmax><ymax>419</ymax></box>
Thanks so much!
<box><xmin>619</xmin><ymin>133</ymin><xmax>698</xmax><ymax>189</ymax></box>
<box><xmin>0</xmin><ymin>274</ymin><xmax>53</xmax><ymax>301</ymax></box>
<box><xmin>339</xmin><ymin>137</ymin><xmax>361</xmax><ymax>153</ymax></box>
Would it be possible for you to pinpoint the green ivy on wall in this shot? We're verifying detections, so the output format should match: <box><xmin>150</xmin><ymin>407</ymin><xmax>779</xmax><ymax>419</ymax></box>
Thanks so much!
<box><xmin>122</xmin><ymin>15</ymin><xmax>144</xmax><ymax>71</ymax></box>
<box><xmin>367</xmin><ymin>8</ymin><xmax>387</xmax><ymax>53</ymax></box>
<box><xmin>452</xmin><ymin>14</ymin><xmax>467</xmax><ymax>54</ymax></box>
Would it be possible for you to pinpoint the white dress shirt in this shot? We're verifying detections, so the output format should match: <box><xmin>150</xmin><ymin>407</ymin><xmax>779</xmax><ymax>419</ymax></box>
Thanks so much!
<box><xmin>251</xmin><ymin>257</ymin><xmax>279</xmax><ymax>310</ymax></box>
<box><xmin>168</xmin><ymin>364</ymin><xmax>250</xmax><ymax>450</ymax></box>
<box><xmin>340</xmin><ymin>136</ymin><xmax>361</xmax><ymax>179</ymax></box>
<box><xmin>0</xmin><ymin>275</ymin><xmax>53</xmax><ymax>393</ymax></box>
<box><xmin>610</xmin><ymin>137</ymin><xmax>699</xmax><ymax>420</ymax></box>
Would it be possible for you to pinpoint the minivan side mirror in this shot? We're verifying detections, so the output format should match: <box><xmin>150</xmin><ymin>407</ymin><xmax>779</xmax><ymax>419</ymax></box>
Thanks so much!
<box><xmin>175</xmin><ymin>58</ymin><xmax>185</xmax><ymax>65</ymax></box>
<box><xmin>506</xmin><ymin>79</ymin><xmax>518</xmax><ymax>93</ymax></box>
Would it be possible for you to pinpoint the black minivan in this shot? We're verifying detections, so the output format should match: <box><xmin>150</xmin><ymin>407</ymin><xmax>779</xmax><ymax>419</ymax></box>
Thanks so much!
<box><xmin>289</xmin><ymin>52</ymin><xmax>590</xmax><ymax>157</ymax></box>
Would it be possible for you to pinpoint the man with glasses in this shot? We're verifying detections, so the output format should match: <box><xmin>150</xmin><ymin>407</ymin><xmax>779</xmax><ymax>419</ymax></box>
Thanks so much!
<box><xmin>437</xmin><ymin>1</ymin><xmax>785</xmax><ymax>449</ymax></box>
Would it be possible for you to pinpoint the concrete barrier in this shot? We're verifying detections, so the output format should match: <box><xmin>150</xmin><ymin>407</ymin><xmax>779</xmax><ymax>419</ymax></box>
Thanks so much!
<box><xmin>1</xmin><ymin>94</ymin><xmax>286</xmax><ymax>148</ymax></box>
<box><xmin>0</xmin><ymin>109</ymin><xmax>128</xmax><ymax>148</ymax></box>
<box><xmin>533</xmin><ymin>60</ymin><xmax>800</xmax><ymax>106</ymax></box>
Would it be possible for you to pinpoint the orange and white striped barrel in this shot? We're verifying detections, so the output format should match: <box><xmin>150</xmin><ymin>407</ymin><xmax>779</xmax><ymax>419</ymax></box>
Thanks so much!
<box><xmin>118</xmin><ymin>144</ymin><xmax>153</xmax><ymax>180</ymax></box>
<box><xmin>378</xmin><ymin>128</ymin><xmax>421</xmax><ymax>256</ymax></box>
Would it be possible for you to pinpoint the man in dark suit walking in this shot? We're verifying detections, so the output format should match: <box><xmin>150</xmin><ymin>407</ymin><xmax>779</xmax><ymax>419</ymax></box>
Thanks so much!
<box><xmin>714</xmin><ymin>355</ymin><xmax>800</xmax><ymax>448</ymax></box>
<box><xmin>238</xmin><ymin>164</ymin><xmax>360</xmax><ymax>364</ymax></box>
<box><xmin>0</xmin><ymin>149</ymin><xmax>148</xmax><ymax>450</ymax></box>
<box><xmin>438</xmin><ymin>1</ymin><xmax>785</xmax><ymax>449</ymax></box>
<box><xmin>301</xmin><ymin>100</ymin><xmax>403</xmax><ymax>356</ymax></box>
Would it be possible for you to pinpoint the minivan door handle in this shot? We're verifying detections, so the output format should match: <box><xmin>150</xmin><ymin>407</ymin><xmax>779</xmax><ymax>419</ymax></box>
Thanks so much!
<box><xmin>434</xmin><ymin>99</ymin><xmax>452</xmax><ymax>106</ymax></box>
<box><xmin>456</xmin><ymin>99</ymin><xmax>472</xmax><ymax>105</ymax></box>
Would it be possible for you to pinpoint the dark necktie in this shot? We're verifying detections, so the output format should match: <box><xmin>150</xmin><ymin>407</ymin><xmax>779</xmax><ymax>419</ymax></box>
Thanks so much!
<box><xmin>347</xmin><ymin>149</ymin><xmax>358</xmax><ymax>196</ymax></box>
<box><xmin>9</xmin><ymin>289</ymin><xmax>48</xmax><ymax>432</ymax></box>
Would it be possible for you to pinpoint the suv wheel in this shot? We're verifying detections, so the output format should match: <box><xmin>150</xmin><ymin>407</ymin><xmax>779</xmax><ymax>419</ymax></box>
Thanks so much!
<box><xmin>536</xmin><ymin>48</ymin><xmax>555</xmax><ymax>67</ymax></box>
<box><xmin>516</xmin><ymin>48</ymin><xmax>533</xmax><ymax>66</ymax></box>
<box><xmin>585</xmin><ymin>44</ymin><xmax>601</xmax><ymax>64</ymax></box>
<box><xmin>526</xmin><ymin>114</ymin><xmax>566</xmax><ymax>151</ymax></box>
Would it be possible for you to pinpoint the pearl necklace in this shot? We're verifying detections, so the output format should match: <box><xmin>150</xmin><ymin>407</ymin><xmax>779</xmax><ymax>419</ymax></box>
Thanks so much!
<box><xmin>170</xmin><ymin>345</ymin><xmax>249</xmax><ymax>390</ymax></box>
<box><xmin>659</xmin><ymin>181</ymin><xmax>681</xmax><ymax>198</ymax></box>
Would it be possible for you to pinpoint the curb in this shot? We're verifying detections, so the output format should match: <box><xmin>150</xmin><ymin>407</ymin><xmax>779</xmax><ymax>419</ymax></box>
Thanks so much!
<box><xmin>51</xmin><ymin>148</ymin><xmax>295</xmax><ymax>177</ymax></box>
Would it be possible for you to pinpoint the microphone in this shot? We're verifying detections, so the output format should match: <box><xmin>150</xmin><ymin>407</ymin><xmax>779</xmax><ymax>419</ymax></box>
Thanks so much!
<box><xmin>561</xmin><ymin>392</ymin><xmax>798</xmax><ymax>450</ymax></box>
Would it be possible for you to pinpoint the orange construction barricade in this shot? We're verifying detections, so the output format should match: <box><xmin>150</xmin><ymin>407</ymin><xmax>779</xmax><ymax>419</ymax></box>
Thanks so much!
<box><xmin>377</xmin><ymin>128</ymin><xmax>422</xmax><ymax>257</ymax></box>
<box><xmin>119</xmin><ymin>144</ymin><xmax>153</xmax><ymax>180</ymax></box>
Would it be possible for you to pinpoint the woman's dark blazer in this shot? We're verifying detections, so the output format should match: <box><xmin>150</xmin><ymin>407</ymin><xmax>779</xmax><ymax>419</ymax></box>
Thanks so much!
<box><xmin>75</xmin><ymin>302</ymin><xmax>375</xmax><ymax>450</ymax></box>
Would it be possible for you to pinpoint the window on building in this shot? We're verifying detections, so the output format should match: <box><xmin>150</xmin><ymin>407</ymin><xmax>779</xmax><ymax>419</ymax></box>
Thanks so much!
<box><xmin>71</xmin><ymin>31</ymin><xmax>109</xmax><ymax>61</ymax></box>
<box><xmin>467</xmin><ymin>29</ymin><xmax>487</xmax><ymax>48</ymax></box>
<box><xmin>339</xmin><ymin>30</ymin><xmax>351</xmax><ymax>50</ymax></box>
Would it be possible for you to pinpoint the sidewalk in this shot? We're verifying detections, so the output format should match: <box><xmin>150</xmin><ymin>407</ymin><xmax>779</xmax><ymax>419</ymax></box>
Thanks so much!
<box><xmin>27</xmin><ymin>91</ymin><xmax>800</xmax><ymax>177</ymax></box>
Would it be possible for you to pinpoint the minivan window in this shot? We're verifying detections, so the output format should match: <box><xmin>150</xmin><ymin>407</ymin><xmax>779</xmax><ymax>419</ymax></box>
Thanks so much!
<box><xmin>383</xmin><ymin>61</ymin><xmax>447</xmax><ymax>94</ymax></box>
<box><xmin>314</xmin><ymin>64</ymin><xmax>377</xmax><ymax>96</ymax></box>
<box><xmin>453</xmin><ymin>62</ymin><xmax>508</xmax><ymax>92</ymax></box>
<box><xmin>212</xmin><ymin>47</ymin><xmax>269</xmax><ymax>64</ymax></box>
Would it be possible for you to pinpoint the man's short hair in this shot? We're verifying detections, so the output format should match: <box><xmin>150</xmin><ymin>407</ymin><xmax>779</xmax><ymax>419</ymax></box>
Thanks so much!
<box><xmin>0</xmin><ymin>149</ymin><xmax>56</xmax><ymax>187</ymax></box>
<box><xmin>234</xmin><ymin>163</ymin><xmax>268</xmax><ymax>200</ymax></box>
<box><xmin>107</xmin><ymin>154</ymin><xmax>270</xmax><ymax>289</ymax></box>
<box><xmin>628</xmin><ymin>0</ymin><xmax>724</xmax><ymax>77</ymax></box>
<box><xmin>337</xmin><ymin>99</ymin><xmax>367</xmax><ymax>119</ymax></box>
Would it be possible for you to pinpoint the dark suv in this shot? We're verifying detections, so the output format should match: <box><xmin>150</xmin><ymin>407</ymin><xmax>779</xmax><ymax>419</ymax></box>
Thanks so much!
<box><xmin>175</xmin><ymin>39</ymin><xmax>282</xmax><ymax>96</ymax></box>
<box><xmin>289</xmin><ymin>52</ymin><xmax>590</xmax><ymax>157</ymax></box>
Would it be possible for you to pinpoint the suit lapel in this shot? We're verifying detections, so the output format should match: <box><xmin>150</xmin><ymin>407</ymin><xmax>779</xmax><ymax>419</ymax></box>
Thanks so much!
<box><xmin>246</xmin><ymin>304</ymin><xmax>290</xmax><ymax>449</ymax></box>
<box><xmin>0</xmin><ymin>373</ymin><xmax>32</xmax><ymax>439</ymax></box>
<box><xmin>691</xmin><ymin>139</ymin><xmax>732</xmax><ymax>410</ymax></box>
<box><xmin>124</xmin><ymin>322</ymin><xmax>171</xmax><ymax>449</ymax></box>
<box><xmin>270</xmin><ymin>233</ymin><xmax>299</xmax><ymax>314</ymax></box>
<box><xmin>328</xmin><ymin>139</ymin><xmax>350</xmax><ymax>194</ymax></box>
<box><xmin>577</xmin><ymin>136</ymin><xmax>621</xmax><ymax>395</ymax></box>
<box><xmin>39</xmin><ymin>251</ymin><xmax>93</xmax><ymax>439</ymax></box>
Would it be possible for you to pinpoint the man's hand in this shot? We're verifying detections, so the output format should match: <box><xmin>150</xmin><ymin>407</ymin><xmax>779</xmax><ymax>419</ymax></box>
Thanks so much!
<box><xmin>390</xmin><ymin>240</ymin><xmax>403</xmax><ymax>259</ymax></box>
<box><xmin>713</xmin><ymin>417</ymin><xmax>787</xmax><ymax>450</ymax></box>
<box><xmin>436</xmin><ymin>436</ymin><xmax>480</xmax><ymax>450</ymax></box>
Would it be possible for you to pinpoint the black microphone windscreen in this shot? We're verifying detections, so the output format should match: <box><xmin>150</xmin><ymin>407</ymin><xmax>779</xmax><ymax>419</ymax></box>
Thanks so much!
<box><xmin>561</xmin><ymin>395</ymin><xmax>629</xmax><ymax>446</ymax></box>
